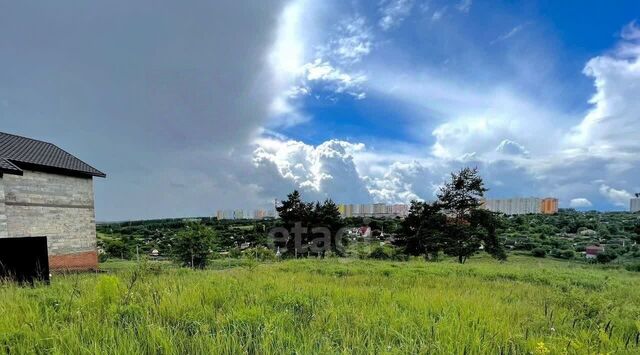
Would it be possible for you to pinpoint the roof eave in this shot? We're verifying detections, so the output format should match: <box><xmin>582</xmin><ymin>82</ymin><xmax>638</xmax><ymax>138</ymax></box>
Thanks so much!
<box><xmin>8</xmin><ymin>161</ymin><xmax>105</xmax><ymax>179</ymax></box>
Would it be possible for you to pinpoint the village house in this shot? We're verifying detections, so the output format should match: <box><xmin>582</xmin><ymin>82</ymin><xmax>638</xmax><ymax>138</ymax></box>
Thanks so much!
<box><xmin>585</xmin><ymin>245</ymin><xmax>605</xmax><ymax>259</ymax></box>
<box><xmin>0</xmin><ymin>132</ymin><xmax>105</xmax><ymax>271</ymax></box>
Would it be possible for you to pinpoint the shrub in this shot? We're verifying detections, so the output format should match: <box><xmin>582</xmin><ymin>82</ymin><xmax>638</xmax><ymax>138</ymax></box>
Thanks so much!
<box><xmin>550</xmin><ymin>249</ymin><xmax>574</xmax><ymax>259</ymax></box>
<box><xmin>625</xmin><ymin>263</ymin><xmax>640</xmax><ymax>272</ymax></box>
<box><xmin>560</xmin><ymin>250</ymin><xmax>575</xmax><ymax>259</ymax></box>
<box><xmin>531</xmin><ymin>248</ymin><xmax>546</xmax><ymax>258</ymax></box>
<box><xmin>243</xmin><ymin>247</ymin><xmax>276</xmax><ymax>261</ymax></box>
<box><xmin>596</xmin><ymin>251</ymin><xmax>617</xmax><ymax>264</ymax></box>
<box><xmin>173</xmin><ymin>223</ymin><xmax>216</xmax><ymax>269</ymax></box>
<box><xmin>368</xmin><ymin>245</ymin><xmax>394</xmax><ymax>260</ymax></box>
<box><xmin>98</xmin><ymin>253</ymin><xmax>109</xmax><ymax>263</ymax></box>
<box><xmin>102</xmin><ymin>239</ymin><xmax>132</xmax><ymax>259</ymax></box>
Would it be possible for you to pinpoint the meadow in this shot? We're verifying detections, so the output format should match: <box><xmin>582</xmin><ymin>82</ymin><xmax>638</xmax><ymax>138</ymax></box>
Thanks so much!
<box><xmin>1</xmin><ymin>256</ymin><xmax>639</xmax><ymax>354</ymax></box>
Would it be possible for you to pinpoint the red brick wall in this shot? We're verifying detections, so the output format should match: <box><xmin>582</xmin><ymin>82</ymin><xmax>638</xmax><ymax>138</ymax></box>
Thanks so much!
<box><xmin>49</xmin><ymin>251</ymin><xmax>98</xmax><ymax>271</ymax></box>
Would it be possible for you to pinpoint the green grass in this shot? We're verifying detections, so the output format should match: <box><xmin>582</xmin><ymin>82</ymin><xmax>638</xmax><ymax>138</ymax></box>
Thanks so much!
<box><xmin>1</xmin><ymin>256</ymin><xmax>639</xmax><ymax>354</ymax></box>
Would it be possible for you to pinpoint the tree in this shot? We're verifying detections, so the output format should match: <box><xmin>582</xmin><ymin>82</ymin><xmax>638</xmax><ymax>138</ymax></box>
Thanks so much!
<box><xmin>313</xmin><ymin>199</ymin><xmax>345</xmax><ymax>256</ymax></box>
<box><xmin>102</xmin><ymin>238</ymin><xmax>132</xmax><ymax>259</ymax></box>
<box><xmin>437</xmin><ymin>167</ymin><xmax>506</xmax><ymax>263</ymax></box>
<box><xmin>397</xmin><ymin>201</ymin><xmax>446</xmax><ymax>259</ymax></box>
<box><xmin>172</xmin><ymin>223</ymin><xmax>215</xmax><ymax>269</ymax></box>
<box><xmin>633</xmin><ymin>223</ymin><xmax>640</xmax><ymax>244</ymax></box>
<box><xmin>275</xmin><ymin>191</ymin><xmax>345</xmax><ymax>257</ymax></box>
<box><xmin>276</xmin><ymin>190</ymin><xmax>314</xmax><ymax>256</ymax></box>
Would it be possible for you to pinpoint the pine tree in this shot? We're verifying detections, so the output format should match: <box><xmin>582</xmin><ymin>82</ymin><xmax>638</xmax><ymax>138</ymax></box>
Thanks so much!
<box><xmin>437</xmin><ymin>167</ymin><xmax>506</xmax><ymax>263</ymax></box>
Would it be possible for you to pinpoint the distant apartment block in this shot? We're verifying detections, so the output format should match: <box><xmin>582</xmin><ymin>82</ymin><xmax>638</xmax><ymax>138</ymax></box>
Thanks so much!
<box><xmin>541</xmin><ymin>198</ymin><xmax>559</xmax><ymax>214</ymax></box>
<box><xmin>482</xmin><ymin>197</ymin><xmax>558</xmax><ymax>215</ymax></box>
<box><xmin>216</xmin><ymin>208</ymin><xmax>277</xmax><ymax>220</ymax></box>
<box><xmin>631</xmin><ymin>197</ymin><xmax>640</xmax><ymax>213</ymax></box>
<box><xmin>337</xmin><ymin>203</ymin><xmax>410</xmax><ymax>218</ymax></box>
<box><xmin>254</xmin><ymin>209</ymin><xmax>267</xmax><ymax>219</ymax></box>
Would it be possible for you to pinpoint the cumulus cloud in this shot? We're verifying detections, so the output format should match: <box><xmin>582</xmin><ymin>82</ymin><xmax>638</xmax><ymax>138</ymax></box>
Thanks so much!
<box><xmin>367</xmin><ymin>160</ymin><xmax>440</xmax><ymax>203</ymax></box>
<box><xmin>252</xmin><ymin>138</ymin><xmax>372</xmax><ymax>203</ymax></box>
<box><xmin>496</xmin><ymin>140</ymin><xmax>530</xmax><ymax>157</ymax></box>
<box><xmin>301</xmin><ymin>59</ymin><xmax>367</xmax><ymax>98</ymax></box>
<box><xmin>257</xmin><ymin>21</ymin><xmax>640</xmax><ymax>211</ymax></box>
<box><xmin>599</xmin><ymin>185</ymin><xmax>632</xmax><ymax>207</ymax></box>
<box><xmin>569</xmin><ymin>198</ymin><xmax>593</xmax><ymax>208</ymax></box>
<box><xmin>567</xmin><ymin>22</ymin><xmax>640</xmax><ymax>155</ymax></box>
<box><xmin>357</xmin><ymin>21</ymin><xmax>640</xmax><ymax>210</ymax></box>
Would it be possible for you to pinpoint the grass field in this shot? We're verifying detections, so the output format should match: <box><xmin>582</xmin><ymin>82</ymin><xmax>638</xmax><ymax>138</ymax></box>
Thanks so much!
<box><xmin>1</xmin><ymin>256</ymin><xmax>639</xmax><ymax>354</ymax></box>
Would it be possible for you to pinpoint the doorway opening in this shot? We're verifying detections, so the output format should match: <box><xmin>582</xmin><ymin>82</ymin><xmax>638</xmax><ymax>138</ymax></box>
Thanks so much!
<box><xmin>0</xmin><ymin>236</ymin><xmax>50</xmax><ymax>284</ymax></box>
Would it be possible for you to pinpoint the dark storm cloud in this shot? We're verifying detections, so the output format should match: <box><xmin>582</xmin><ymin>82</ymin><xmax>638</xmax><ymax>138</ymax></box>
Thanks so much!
<box><xmin>0</xmin><ymin>1</ymin><xmax>287</xmax><ymax>220</ymax></box>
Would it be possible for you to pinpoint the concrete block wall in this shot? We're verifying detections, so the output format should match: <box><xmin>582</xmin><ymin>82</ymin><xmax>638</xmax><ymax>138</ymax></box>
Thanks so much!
<box><xmin>1</xmin><ymin>170</ymin><xmax>98</xmax><ymax>269</ymax></box>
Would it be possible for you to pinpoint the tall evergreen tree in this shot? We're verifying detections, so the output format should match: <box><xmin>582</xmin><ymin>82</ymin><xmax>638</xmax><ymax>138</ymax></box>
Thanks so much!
<box><xmin>397</xmin><ymin>201</ymin><xmax>446</xmax><ymax>259</ymax></box>
<box><xmin>437</xmin><ymin>167</ymin><xmax>506</xmax><ymax>263</ymax></box>
<box><xmin>276</xmin><ymin>190</ymin><xmax>314</xmax><ymax>256</ymax></box>
<box><xmin>314</xmin><ymin>199</ymin><xmax>345</xmax><ymax>256</ymax></box>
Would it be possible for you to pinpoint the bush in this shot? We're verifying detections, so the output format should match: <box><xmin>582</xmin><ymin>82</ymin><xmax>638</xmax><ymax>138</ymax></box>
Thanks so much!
<box><xmin>531</xmin><ymin>248</ymin><xmax>546</xmax><ymax>258</ymax></box>
<box><xmin>596</xmin><ymin>251</ymin><xmax>617</xmax><ymax>264</ymax></box>
<box><xmin>98</xmin><ymin>253</ymin><xmax>109</xmax><ymax>263</ymax></box>
<box><xmin>560</xmin><ymin>250</ymin><xmax>575</xmax><ymax>259</ymax></box>
<box><xmin>368</xmin><ymin>245</ymin><xmax>394</xmax><ymax>260</ymax></box>
<box><xmin>550</xmin><ymin>249</ymin><xmax>574</xmax><ymax>259</ymax></box>
<box><xmin>625</xmin><ymin>263</ymin><xmax>640</xmax><ymax>272</ymax></box>
<box><xmin>243</xmin><ymin>247</ymin><xmax>276</xmax><ymax>261</ymax></box>
<box><xmin>173</xmin><ymin>223</ymin><xmax>216</xmax><ymax>269</ymax></box>
<box><xmin>102</xmin><ymin>239</ymin><xmax>132</xmax><ymax>259</ymax></box>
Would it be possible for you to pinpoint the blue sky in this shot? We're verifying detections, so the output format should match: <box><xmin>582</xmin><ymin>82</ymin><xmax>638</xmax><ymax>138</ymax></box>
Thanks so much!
<box><xmin>1</xmin><ymin>0</ymin><xmax>639</xmax><ymax>220</ymax></box>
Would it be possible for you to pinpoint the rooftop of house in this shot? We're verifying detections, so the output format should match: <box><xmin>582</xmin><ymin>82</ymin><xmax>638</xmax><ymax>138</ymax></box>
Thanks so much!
<box><xmin>0</xmin><ymin>131</ymin><xmax>105</xmax><ymax>178</ymax></box>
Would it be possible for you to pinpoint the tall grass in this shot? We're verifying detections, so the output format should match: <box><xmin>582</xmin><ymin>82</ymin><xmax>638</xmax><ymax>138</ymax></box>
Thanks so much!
<box><xmin>1</xmin><ymin>256</ymin><xmax>639</xmax><ymax>354</ymax></box>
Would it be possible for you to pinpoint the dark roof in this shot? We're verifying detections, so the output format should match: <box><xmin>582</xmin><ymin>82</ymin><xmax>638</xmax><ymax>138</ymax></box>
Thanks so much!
<box><xmin>0</xmin><ymin>132</ymin><xmax>105</xmax><ymax>178</ymax></box>
<box><xmin>0</xmin><ymin>157</ymin><xmax>22</xmax><ymax>175</ymax></box>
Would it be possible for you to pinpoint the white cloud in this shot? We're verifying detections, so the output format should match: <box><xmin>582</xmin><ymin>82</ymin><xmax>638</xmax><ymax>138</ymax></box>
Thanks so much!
<box><xmin>252</xmin><ymin>138</ymin><xmax>372</xmax><ymax>202</ymax></box>
<box><xmin>321</xmin><ymin>15</ymin><xmax>373</xmax><ymax>65</ymax></box>
<box><xmin>432</xmin><ymin>7</ymin><xmax>447</xmax><ymax>21</ymax></box>
<box><xmin>599</xmin><ymin>185</ymin><xmax>632</xmax><ymax>207</ymax></box>
<box><xmin>267</xmin><ymin>1</ymin><xmax>372</xmax><ymax>126</ymax></box>
<box><xmin>569</xmin><ymin>198</ymin><xmax>593</xmax><ymax>208</ymax></box>
<box><xmin>301</xmin><ymin>59</ymin><xmax>367</xmax><ymax>98</ymax></box>
<box><xmin>379</xmin><ymin>0</ymin><xmax>414</xmax><ymax>31</ymax></box>
<box><xmin>367</xmin><ymin>160</ymin><xmax>440</xmax><ymax>203</ymax></box>
<box><xmin>621</xmin><ymin>20</ymin><xmax>640</xmax><ymax>40</ymax></box>
<box><xmin>496</xmin><ymin>139</ymin><xmax>529</xmax><ymax>157</ymax></box>
<box><xmin>490</xmin><ymin>23</ymin><xmax>531</xmax><ymax>45</ymax></box>
<box><xmin>258</xmin><ymin>12</ymin><xmax>640</xmax><ymax>212</ymax></box>
<box><xmin>456</xmin><ymin>0</ymin><xmax>472</xmax><ymax>13</ymax></box>
<box><xmin>566</xmin><ymin>23</ymin><xmax>640</xmax><ymax>155</ymax></box>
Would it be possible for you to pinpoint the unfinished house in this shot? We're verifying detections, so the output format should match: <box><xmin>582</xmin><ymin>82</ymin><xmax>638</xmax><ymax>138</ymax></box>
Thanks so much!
<box><xmin>0</xmin><ymin>132</ymin><xmax>105</xmax><ymax>273</ymax></box>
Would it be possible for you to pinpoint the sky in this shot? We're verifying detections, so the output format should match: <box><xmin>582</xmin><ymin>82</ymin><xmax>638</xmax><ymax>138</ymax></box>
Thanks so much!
<box><xmin>1</xmin><ymin>0</ymin><xmax>639</xmax><ymax>220</ymax></box>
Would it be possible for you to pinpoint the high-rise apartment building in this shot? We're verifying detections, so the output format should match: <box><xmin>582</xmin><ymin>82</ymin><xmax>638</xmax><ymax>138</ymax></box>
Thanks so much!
<box><xmin>233</xmin><ymin>209</ymin><xmax>244</xmax><ymax>219</ymax></box>
<box><xmin>541</xmin><ymin>198</ymin><xmax>559</xmax><ymax>214</ymax></box>
<box><xmin>631</xmin><ymin>197</ymin><xmax>640</xmax><ymax>213</ymax></box>
<box><xmin>391</xmin><ymin>204</ymin><xmax>409</xmax><ymax>217</ymax></box>
<box><xmin>337</xmin><ymin>203</ymin><xmax>411</xmax><ymax>218</ymax></box>
<box><xmin>253</xmin><ymin>209</ymin><xmax>267</xmax><ymax>219</ymax></box>
<box><xmin>483</xmin><ymin>197</ymin><xmax>558</xmax><ymax>215</ymax></box>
